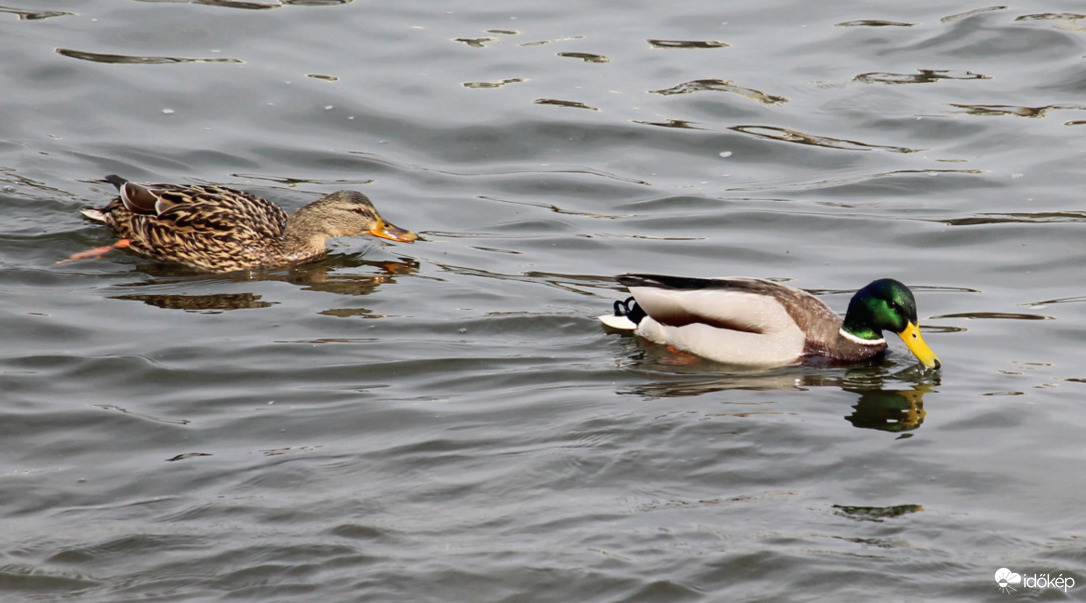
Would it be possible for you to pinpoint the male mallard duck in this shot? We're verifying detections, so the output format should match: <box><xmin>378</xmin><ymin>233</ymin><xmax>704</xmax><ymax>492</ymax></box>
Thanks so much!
<box><xmin>600</xmin><ymin>274</ymin><xmax>940</xmax><ymax>369</ymax></box>
<box><xmin>60</xmin><ymin>175</ymin><xmax>417</xmax><ymax>272</ymax></box>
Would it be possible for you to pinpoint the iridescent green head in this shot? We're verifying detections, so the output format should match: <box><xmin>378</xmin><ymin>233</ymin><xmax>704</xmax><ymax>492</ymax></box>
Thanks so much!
<box><xmin>842</xmin><ymin>279</ymin><xmax>941</xmax><ymax>369</ymax></box>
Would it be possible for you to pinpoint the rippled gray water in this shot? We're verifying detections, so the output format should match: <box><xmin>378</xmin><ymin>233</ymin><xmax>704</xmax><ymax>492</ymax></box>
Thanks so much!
<box><xmin>3</xmin><ymin>1</ymin><xmax>1086</xmax><ymax>601</ymax></box>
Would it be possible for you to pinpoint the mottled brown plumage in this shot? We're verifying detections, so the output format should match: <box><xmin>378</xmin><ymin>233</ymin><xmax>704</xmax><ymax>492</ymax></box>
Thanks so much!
<box><xmin>69</xmin><ymin>175</ymin><xmax>416</xmax><ymax>272</ymax></box>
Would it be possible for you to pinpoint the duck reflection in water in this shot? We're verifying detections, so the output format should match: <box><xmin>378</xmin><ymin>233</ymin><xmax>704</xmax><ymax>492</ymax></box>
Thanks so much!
<box><xmin>111</xmin><ymin>256</ymin><xmax>419</xmax><ymax>313</ymax></box>
<box><xmin>617</xmin><ymin>356</ymin><xmax>937</xmax><ymax>434</ymax></box>
<box><xmin>845</xmin><ymin>382</ymin><xmax>933</xmax><ymax>434</ymax></box>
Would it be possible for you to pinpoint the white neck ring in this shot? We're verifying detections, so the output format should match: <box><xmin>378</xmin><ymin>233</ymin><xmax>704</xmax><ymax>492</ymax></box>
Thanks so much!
<box><xmin>839</xmin><ymin>328</ymin><xmax>885</xmax><ymax>346</ymax></box>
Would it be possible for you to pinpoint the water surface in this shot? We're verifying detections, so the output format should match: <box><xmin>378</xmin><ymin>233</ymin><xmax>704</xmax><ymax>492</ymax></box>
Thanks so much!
<box><xmin>2</xmin><ymin>1</ymin><xmax>1086</xmax><ymax>600</ymax></box>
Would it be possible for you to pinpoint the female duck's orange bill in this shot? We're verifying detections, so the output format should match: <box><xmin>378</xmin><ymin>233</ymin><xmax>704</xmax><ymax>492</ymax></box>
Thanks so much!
<box><xmin>369</xmin><ymin>221</ymin><xmax>418</xmax><ymax>243</ymax></box>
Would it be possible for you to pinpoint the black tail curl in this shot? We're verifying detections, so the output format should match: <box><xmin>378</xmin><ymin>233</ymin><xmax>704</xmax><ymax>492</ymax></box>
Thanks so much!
<box><xmin>613</xmin><ymin>297</ymin><xmax>646</xmax><ymax>325</ymax></box>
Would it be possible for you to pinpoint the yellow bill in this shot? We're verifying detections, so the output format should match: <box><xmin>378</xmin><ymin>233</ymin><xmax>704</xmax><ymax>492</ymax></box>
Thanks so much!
<box><xmin>896</xmin><ymin>321</ymin><xmax>941</xmax><ymax>370</ymax></box>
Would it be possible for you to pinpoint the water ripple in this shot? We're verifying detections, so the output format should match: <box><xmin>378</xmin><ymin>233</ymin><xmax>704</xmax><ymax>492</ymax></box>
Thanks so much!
<box><xmin>854</xmin><ymin>69</ymin><xmax>990</xmax><ymax>85</ymax></box>
<box><xmin>729</xmin><ymin>125</ymin><xmax>922</xmax><ymax>153</ymax></box>
<box><xmin>1024</xmin><ymin>296</ymin><xmax>1086</xmax><ymax>309</ymax></box>
<box><xmin>0</xmin><ymin>5</ymin><xmax>72</xmax><ymax>20</ymax></box>
<box><xmin>532</xmin><ymin>98</ymin><xmax>599</xmax><ymax>111</ymax></box>
<box><xmin>931</xmin><ymin>312</ymin><xmax>1052</xmax><ymax>321</ymax></box>
<box><xmin>646</xmin><ymin>39</ymin><xmax>729</xmax><ymax>49</ymax></box>
<box><xmin>453</xmin><ymin>37</ymin><xmax>498</xmax><ymax>48</ymax></box>
<box><xmin>650</xmin><ymin>79</ymin><xmax>787</xmax><ymax>105</ymax></box>
<box><xmin>832</xmin><ymin>504</ymin><xmax>924</xmax><ymax>522</ymax></box>
<box><xmin>722</xmin><ymin>167</ymin><xmax>982</xmax><ymax>193</ymax></box>
<box><xmin>1015</xmin><ymin>12</ymin><xmax>1086</xmax><ymax>27</ymax></box>
<box><xmin>557</xmin><ymin>52</ymin><xmax>608</xmax><ymax>64</ymax></box>
<box><xmin>942</xmin><ymin>211</ymin><xmax>1086</xmax><ymax>225</ymax></box>
<box><xmin>190</xmin><ymin>0</ymin><xmax>279</xmax><ymax>8</ymax></box>
<box><xmin>631</xmin><ymin>118</ymin><xmax>702</xmax><ymax>130</ymax></box>
<box><xmin>941</xmin><ymin>6</ymin><xmax>1008</xmax><ymax>24</ymax></box>
<box><xmin>520</xmin><ymin>35</ymin><xmax>585</xmax><ymax>47</ymax></box>
<box><xmin>55</xmin><ymin>49</ymin><xmax>243</xmax><ymax>65</ymax></box>
<box><xmin>157</xmin><ymin>0</ymin><xmax>354</xmax><ymax>9</ymax></box>
<box><xmin>463</xmin><ymin>78</ymin><xmax>527</xmax><ymax>89</ymax></box>
<box><xmin>949</xmin><ymin>103</ymin><xmax>1086</xmax><ymax>118</ymax></box>
<box><xmin>835</xmin><ymin>20</ymin><xmax>915</xmax><ymax>28</ymax></box>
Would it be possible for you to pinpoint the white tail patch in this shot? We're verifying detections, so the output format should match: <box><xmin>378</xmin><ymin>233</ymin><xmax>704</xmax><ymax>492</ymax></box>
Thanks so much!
<box><xmin>79</xmin><ymin>208</ymin><xmax>107</xmax><ymax>223</ymax></box>
<box><xmin>598</xmin><ymin>314</ymin><xmax>637</xmax><ymax>331</ymax></box>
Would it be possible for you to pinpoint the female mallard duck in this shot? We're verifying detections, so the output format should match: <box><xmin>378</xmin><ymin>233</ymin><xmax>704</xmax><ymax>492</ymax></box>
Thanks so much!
<box><xmin>600</xmin><ymin>274</ymin><xmax>940</xmax><ymax>369</ymax></box>
<box><xmin>60</xmin><ymin>175</ymin><xmax>417</xmax><ymax>272</ymax></box>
